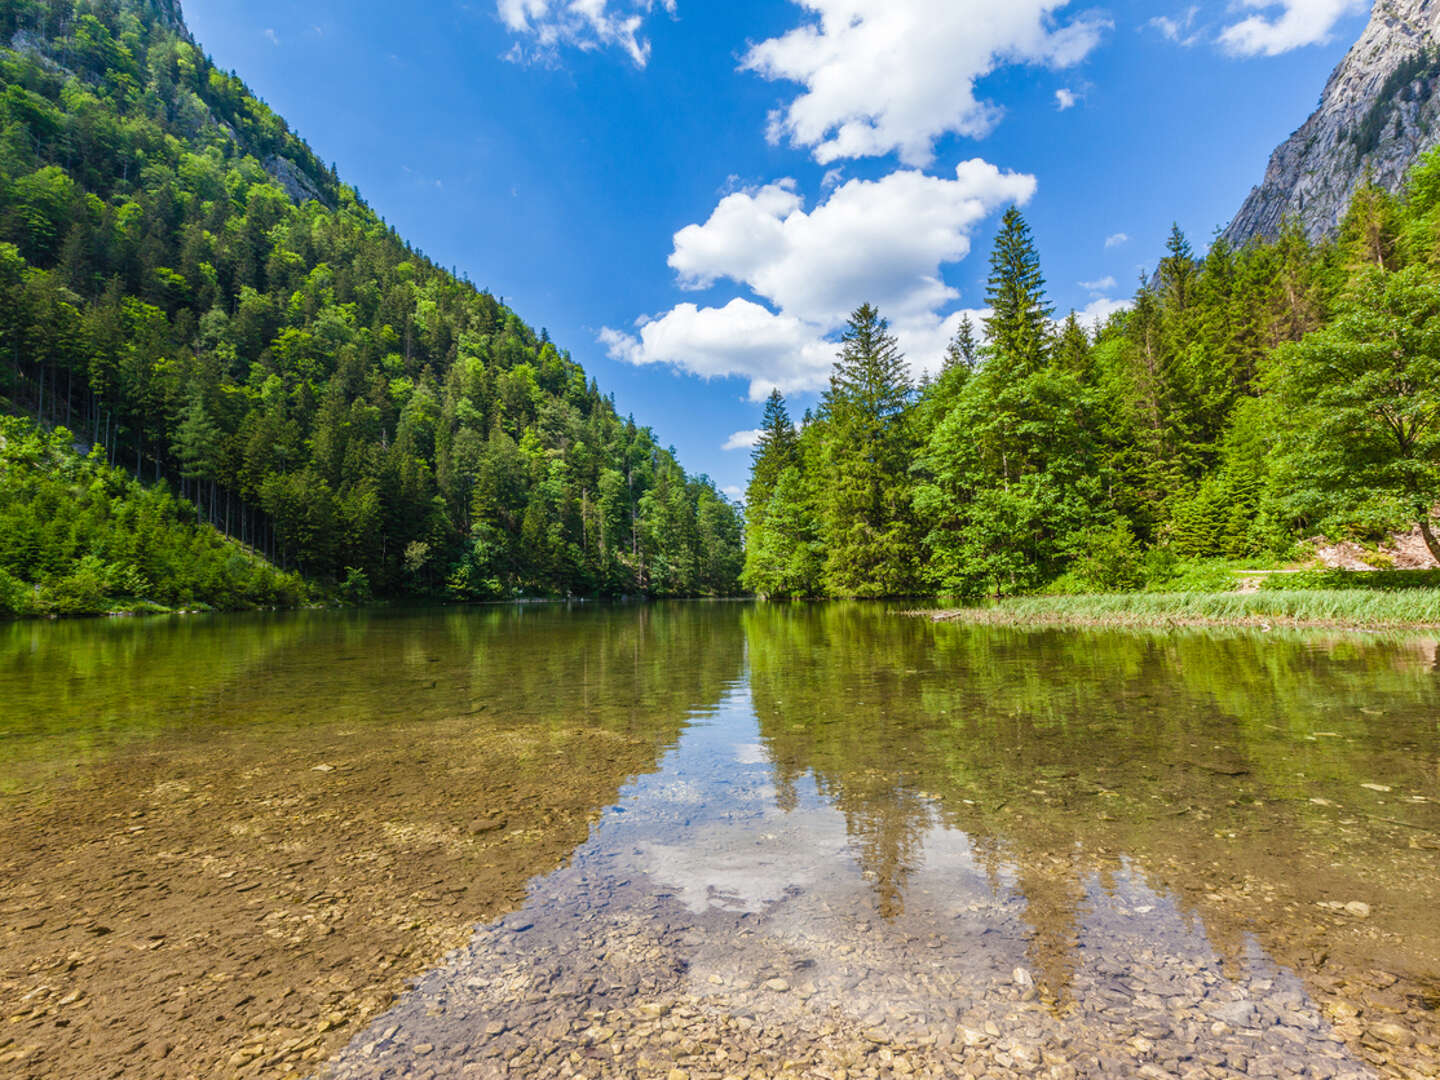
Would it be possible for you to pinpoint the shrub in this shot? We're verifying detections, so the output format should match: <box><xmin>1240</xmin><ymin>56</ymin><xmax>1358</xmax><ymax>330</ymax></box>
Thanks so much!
<box><xmin>1063</xmin><ymin>522</ymin><xmax>1145</xmax><ymax>592</ymax></box>
<box><xmin>339</xmin><ymin>566</ymin><xmax>372</xmax><ymax>604</ymax></box>
<box><xmin>0</xmin><ymin>565</ymin><xmax>29</xmax><ymax>615</ymax></box>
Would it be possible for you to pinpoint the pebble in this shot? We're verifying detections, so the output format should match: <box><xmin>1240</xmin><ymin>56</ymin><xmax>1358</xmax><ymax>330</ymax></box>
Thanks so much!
<box><xmin>1371</xmin><ymin>1023</ymin><xmax>1414</xmax><ymax>1047</ymax></box>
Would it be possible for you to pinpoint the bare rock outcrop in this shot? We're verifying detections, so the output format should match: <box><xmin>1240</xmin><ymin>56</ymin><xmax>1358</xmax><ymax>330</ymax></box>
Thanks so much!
<box><xmin>1223</xmin><ymin>0</ymin><xmax>1440</xmax><ymax>245</ymax></box>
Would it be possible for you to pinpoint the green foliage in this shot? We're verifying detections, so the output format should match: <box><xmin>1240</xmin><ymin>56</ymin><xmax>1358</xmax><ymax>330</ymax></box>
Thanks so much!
<box><xmin>1260</xmin><ymin>569</ymin><xmax>1440</xmax><ymax>592</ymax></box>
<box><xmin>1267</xmin><ymin>264</ymin><xmax>1440</xmax><ymax>554</ymax></box>
<box><xmin>1138</xmin><ymin>556</ymin><xmax>1250</xmax><ymax>594</ymax></box>
<box><xmin>1055</xmin><ymin>521</ymin><xmax>1145</xmax><ymax>593</ymax></box>
<box><xmin>746</xmin><ymin>389</ymin><xmax>798</xmax><ymax>510</ymax></box>
<box><xmin>0</xmin><ymin>565</ymin><xmax>28</xmax><ymax>615</ymax></box>
<box><xmin>742</xmin><ymin>465</ymin><xmax>823</xmax><ymax>597</ymax></box>
<box><xmin>0</xmin><ymin>0</ymin><xmax>741</xmax><ymax>600</ymax></box>
<box><xmin>938</xmin><ymin>590</ymin><xmax>1440</xmax><ymax>628</ymax></box>
<box><xmin>338</xmin><ymin>566</ymin><xmax>372</xmax><ymax>604</ymax></box>
<box><xmin>0</xmin><ymin>414</ymin><xmax>305</xmax><ymax>615</ymax></box>
<box><xmin>740</xmin><ymin>148</ymin><xmax>1440</xmax><ymax>599</ymax></box>
<box><xmin>984</xmin><ymin>207</ymin><xmax>1052</xmax><ymax>371</ymax></box>
<box><xmin>819</xmin><ymin>304</ymin><xmax>920</xmax><ymax>597</ymax></box>
<box><xmin>913</xmin><ymin>214</ymin><xmax>1101</xmax><ymax>598</ymax></box>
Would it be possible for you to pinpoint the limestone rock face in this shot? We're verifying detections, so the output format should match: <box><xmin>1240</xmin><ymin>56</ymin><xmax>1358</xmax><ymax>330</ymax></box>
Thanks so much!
<box><xmin>147</xmin><ymin>0</ymin><xmax>189</xmax><ymax>37</ymax></box>
<box><xmin>264</xmin><ymin>154</ymin><xmax>331</xmax><ymax>208</ymax></box>
<box><xmin>1223</xmin><ymin>0</ymin><xmax>1440</xmax><ymax>246</ymax></box>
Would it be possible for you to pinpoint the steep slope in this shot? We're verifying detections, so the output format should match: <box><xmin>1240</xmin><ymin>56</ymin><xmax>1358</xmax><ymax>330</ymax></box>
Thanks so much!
<box><xmin>0</xmin><ymin>413</ymin><xmax>306</xmax><ymax>614</ymax></box>
<box><xmin>0</xmin><ymin>0</ymin><xmax>743</xmax><ymax>598</ymax></box>
<box><xmin>1223</xmin><ymin>0</ymin><xmax>1440</xmax><ymax>245</ymax></box>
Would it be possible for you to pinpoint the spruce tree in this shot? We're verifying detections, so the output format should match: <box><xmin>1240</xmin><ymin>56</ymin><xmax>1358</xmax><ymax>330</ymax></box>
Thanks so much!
<box><xmin>1053</xmin><ymin>313</ymin><xmax>1092</xmax><ymax>377</ymax></box>
<box><xmin>170</xmin><ymin>393</ymin><xmax>223</xmax><ymax>516</ymax></box>
<box><xmin>984</xmin><ymin>207</ymin><xmax>1053</xmax><ymax>372</ymax></box>
<box><xmin>945</xmin><ymin>315</ymin><xmax>979</xmax><ymax>371</ymax></box>
<box><xmin>820</xmin><ymin>304</ymin><xmax>918</xmax><ymax>596</ymax></box>
<box><xmin>1157</xmin><ymin>224</ymin><xmax>1197</xmax><ymax>315</ymax></box>
<box><xmin>746</xmin><ymin>389</ymin><xmax>798</xmax><ymax>510</ymax></box>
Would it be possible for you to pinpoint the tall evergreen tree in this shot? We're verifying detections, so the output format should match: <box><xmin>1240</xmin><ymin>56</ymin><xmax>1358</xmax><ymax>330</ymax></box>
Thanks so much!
<box><xmin>746</xmin><ymin>389</ymin><xmax>798</xmax><ymax>509</ymax></box>
<box><xmin>984</xmin><ymin>207</ymin><xmax>1053</xmax><ymax>372</ymax></box>
<box><xmin>945</xmin><ymin>315</ymin><xmax>979</xmax><ymax>371</ymax></box>
<box><xmin>1157</xmin><ymin>224</ymin><xmax>1198</xmax><ymax>316</ymax></box>
<box><xmin>820</xmin><ymin>304</ymin><xmax>919</xmax><ymax>597</ymax></box>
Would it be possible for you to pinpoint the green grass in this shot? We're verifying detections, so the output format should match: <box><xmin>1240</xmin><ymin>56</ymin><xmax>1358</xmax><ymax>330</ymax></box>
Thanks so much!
<box><xmin>927</xmin><ymin>590</ymin><xmax>1440</xmax><ymax>629</ymax></box>
<box><xmin>1258</xmin><ymin>569</ymin><xmax>1440</xmax><ymax>591</ymax></box>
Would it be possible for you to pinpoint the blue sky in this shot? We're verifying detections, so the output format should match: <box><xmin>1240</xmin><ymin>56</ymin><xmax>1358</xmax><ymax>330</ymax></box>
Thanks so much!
<box><xmin>182</xmin><ymin>0</ymin><xmax>1372</xmax><ymax>499</ymax></box>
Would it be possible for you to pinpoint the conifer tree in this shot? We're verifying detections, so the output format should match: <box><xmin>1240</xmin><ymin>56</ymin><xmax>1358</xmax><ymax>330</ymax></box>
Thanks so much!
<box><xmin>945</xmin><ymin>315</ymin><xmax>979</xmax><ymax>371</ymax></box>
<box><xmin>170</xmin><ymin>393</ymin><xmax>223</xmax><ymax>516</ymax></box>
<box><xmin>820</xmin><ymin>304</ymin><xmax>918</xmax><ymax>596</ymax></box>
<box><xmin>1053</xmin><ymin>313</ymin><xmax>1092</xmax><ymax>377</ymax></box>
<box><xmin>1158</xmin><ymin>224</ymin><xmax>1197</xmax><ymax>315</ymax></box>
<box><xmin>746</xmin><ymin>389</ymin><xmax>798</xmax><ymax>510</ymax></box>
<box><xmin>984</xmin><ymin>207</ymin><xmax>1053</xmax><ymax>372</ymax></box>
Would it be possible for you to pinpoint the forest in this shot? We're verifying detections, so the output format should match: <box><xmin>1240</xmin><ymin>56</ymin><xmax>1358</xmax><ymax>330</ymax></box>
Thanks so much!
<box><xmin>0</xmin><ymin>412</ymin><xmax>306</xmax><ymax>614</ymax></box>
<box><xmin>743</xmin><ymin>159</ymin><xmax>1440</xmax><ymax>598</ymax></box>
<box><xmin>0</xmin><ymin>0</ymin><xmax>745</xmax><ymax>605</ymax></box>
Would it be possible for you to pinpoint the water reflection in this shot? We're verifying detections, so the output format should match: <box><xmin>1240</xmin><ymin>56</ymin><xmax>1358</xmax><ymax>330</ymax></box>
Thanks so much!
<box><xmin>0</xmin><ymin>604</ymin><xmax>746</xmax><ymax>1080</ymax></box>
<box><xmin>5</xmin><ymin>604</ymin><xmax>1439</xmax><ymax>1078</ymax></box>
<box><xmin>326</xmin><ymin>608</ymin><xmax>1440</xmax><ymax>1079</ymax></box>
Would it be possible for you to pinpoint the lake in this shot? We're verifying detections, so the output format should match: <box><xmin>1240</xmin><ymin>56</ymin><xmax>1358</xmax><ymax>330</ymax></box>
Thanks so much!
<box><xmin>1</xmin><ymin>604</ymin><xmax>1437</xmax><ymax>1079</ymax></box>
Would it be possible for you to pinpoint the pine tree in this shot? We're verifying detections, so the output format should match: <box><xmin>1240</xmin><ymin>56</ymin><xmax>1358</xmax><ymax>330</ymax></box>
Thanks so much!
<box><xmin>742</xmin><ymin>466</ymin><xmax>822</xmax><ymax>597</ymax></box>
<box><xmin>984</xmin><ymin>207</ymin><xmax>1053</xmax><ymax>372</ymax></box>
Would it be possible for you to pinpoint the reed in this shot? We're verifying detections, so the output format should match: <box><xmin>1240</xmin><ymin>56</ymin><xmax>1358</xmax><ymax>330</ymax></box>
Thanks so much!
<box><xmin>926</xmin><ymin>590</ymin><xmax>1440</xmax><ymax>629</ymax></box>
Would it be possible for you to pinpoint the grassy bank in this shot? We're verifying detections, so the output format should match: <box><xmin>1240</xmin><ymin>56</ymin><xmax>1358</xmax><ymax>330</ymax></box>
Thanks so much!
<box><xmin>926</xmin><ymin>590</ymin><xmax>1440</xmax><ymax>630</ymax></box>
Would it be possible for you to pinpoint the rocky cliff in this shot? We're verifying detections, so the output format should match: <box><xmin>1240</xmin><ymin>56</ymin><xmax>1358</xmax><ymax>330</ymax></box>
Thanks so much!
<box><xmin>1223</xmin><ymin>0</ymin><xmax>1440</xmax><ymax>246</ymax></box>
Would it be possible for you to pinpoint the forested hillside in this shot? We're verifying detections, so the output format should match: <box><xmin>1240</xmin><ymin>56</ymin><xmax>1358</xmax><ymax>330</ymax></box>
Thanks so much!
<box><xmin>0</xmin><ymin>413</ymin><xmax>306</xmax><ymax>614</ymax></box>
<box><xmin>0</xmin><ymin>0</ymin><xmax>743</xmax><ymax>600</ymax></box>
<box><xmin>744</xmin><ymin>156</ymin><xmax>1440</xmax><ymax>599</ymax></box>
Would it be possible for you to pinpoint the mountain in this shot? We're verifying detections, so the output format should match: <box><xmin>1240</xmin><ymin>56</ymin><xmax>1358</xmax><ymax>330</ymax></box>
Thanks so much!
<box><xmin>1223</xmin><ymin>0</ymin><xmax>1440</xmax><ymax>246</ymax></box>
<box><xmin>0</xmin><ymin>0</ymin><xmax>744</xmax><ymax>600</ymax></box>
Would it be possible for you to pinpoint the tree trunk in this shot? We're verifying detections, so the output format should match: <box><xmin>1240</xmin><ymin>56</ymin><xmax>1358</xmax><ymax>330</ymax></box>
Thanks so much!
<box><xmin>1419</xmin><ymin>514</ymin><xmax>1440</xmax><ymax>566</ymax></box>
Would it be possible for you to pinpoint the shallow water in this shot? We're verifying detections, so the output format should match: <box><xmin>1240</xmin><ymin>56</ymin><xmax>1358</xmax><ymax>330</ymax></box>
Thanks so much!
<box><xmin>2</xmin><ymin>604</ymin><xmax>1439</xmax><ymax>1079</ymax></box>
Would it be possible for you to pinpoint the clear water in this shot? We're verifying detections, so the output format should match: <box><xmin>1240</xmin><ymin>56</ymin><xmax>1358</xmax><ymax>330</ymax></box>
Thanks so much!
<box><xmin>2</xmin><ymin>604</ymin><xmax>1438</xmax><ymax>1079</ymax></box>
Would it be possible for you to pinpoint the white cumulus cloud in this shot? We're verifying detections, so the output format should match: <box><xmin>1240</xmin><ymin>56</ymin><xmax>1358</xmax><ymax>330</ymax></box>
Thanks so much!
<box><xmin>1105</xmin><ymin>232</ymin><xmax>1129</xmax><ymax>249</ymax></box>
<box><xmin>723</xmin><ymin>429</ymin><xmax>765</xmax><ymax>452</ymax></box>
<box><xmin>1076</xmin><ymin>295</ymin><xmax>1133</xmax><ymax>326</ymax></box>
<box><xmin>669</xmin><ymin>161</ymin><xmax>1036</xmax><ymax>326</ymax></box>
<box><xmin>1079</xmin><ymin>275</ymin><xmax>1117</xmax><ymax>292</ymax></box>
<box><xmin>741</xmin><ymin>0</ymin><xmax>1110</xmax><ymax>165</ymax></box>
<box><xmin>1055</xmin><ymin>88</ymin><xmax>1079</xmax><ymax>110</ymax></box>
<box><xmin>602</xmin><ymin>161</ymin><xmax>1035</xmax><ymax>399</ymax></box>
<box><xmin>1218</xmin><ymin>0</ymin><xmax>1366</xmax><ymax>57</ymax></box>
<box><xmin>497</xmin><ymin>0</ymin><xmax>675</xmax><ymax>67</ymax></box>
<box><xmin>601</xmin><ymin>300</ymin><xmax>838</xmax><ymax>400</ymax></box>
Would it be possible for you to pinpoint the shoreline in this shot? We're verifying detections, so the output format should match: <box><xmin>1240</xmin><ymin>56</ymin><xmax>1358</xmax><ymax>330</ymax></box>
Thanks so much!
<box><xmin>920</xmin><ymin>590</ymin><xmax>1440</xmax><ymax>631</ymax></box>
